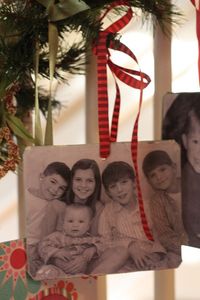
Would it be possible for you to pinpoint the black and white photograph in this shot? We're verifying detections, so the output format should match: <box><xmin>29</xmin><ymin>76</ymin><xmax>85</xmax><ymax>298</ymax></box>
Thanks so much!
<box><xmin>24</xmin><ymin>142</ymin><xmax>182</xmax><ymax>281</ymax></box>
<box><xmin>162</xmin><ymin>92</ymin><xmax>200</xmax><ymax>248</ymax></box>
<box><xmin>138</xmin><ymin>140</ymin><xmax>187</xmax><ymax>269</ymax></box>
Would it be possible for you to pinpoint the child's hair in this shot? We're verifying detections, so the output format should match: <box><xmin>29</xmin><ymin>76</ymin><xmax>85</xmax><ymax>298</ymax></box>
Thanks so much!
<box><xmin>162</xmin><ymin>93</ymin><xmax>197</xmax><ymax>142</ymax></box>
<box><xmin>142</xmin><ymin>150</ymin><xmax>173</xmax><ymax>177</ymax></box>
<box><xmin>65</xmin><ymin>203</ymin><xmax>94</xmax><ymax>220</ymax></box>
<box><xmin>43</xmin><ymin>161</ymin><xmax>71</xmax><ymax>182</ymax></box>
<box><xmin>102</xmin><ymin>161</ymin><xmax>135</xmax><ymax>191</ymax></box>
<box><xmin>183</xmin><ymin>109</ymin><xmax>200</xmax><ymax>135</ymax></box>
<box><xmin>68</xmin><ymin>159</ymin><xmax>101</xmax><ymax>212</ymax></box>
<box><xmin>162</xmin><ymin>93</ymin><xmax>200</xmax><ymax>165</ymax></box>
<box><xmin>42</xmin><ymin>162</ymin><xmax>71</xmax><ymax>203</ymax></box>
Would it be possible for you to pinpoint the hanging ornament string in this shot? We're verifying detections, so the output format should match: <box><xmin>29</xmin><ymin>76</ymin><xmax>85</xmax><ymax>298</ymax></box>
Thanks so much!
<box><xmin>93</xmin><ymin>1</ymin><xmax>150</xmax><ymax>157</ymax></box>
<box><xmin>131</xmin><ymin>76</ymin><xmax>154</xmax><ymax>241</ymax></box>
<box><xmin>93</xmin><ymin>1</ymin><xmax>133</xmax><ymax>158</ymax></box>
<box><xmin>34</xmin><ymin>40</ymin><xmax>43</xmax><ymax>146</ymax></box>
<box><xmin>109</xmin><ymin>47</ymin><xmax>154</xmax><ymax>241</ymax></box>
<box><xmin>93</xmin><ymin>1</ymin><xmax>153</xmax><ymax>240</ymax></box>
<box><xmin>44</xmin><ymin>22</ymin><xmax>58</xmax><ymax>145</ymax></box>
<box><xmin>35</xmin><ymin>0</ymin><xmax>90</xmax><ymax>145</ymax></box>
<box><xmin>190</xmin><ymin>0</ymin><xmax>200</xmax><ymax>84</ymax></box>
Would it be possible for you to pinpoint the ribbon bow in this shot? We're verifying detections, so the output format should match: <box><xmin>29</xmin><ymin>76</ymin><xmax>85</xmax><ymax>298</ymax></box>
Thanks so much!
<box><xmin>93</xmin><ymin>1</ymin><xmax>153</xmax><ymax>241</ymax></box>
<box><xmin>36</xmin><ymin>0</ymin><xmax>89</xmax><ymax>21</ymax></box>
<box><xmin>93</xmin><ymin>1</ymin><xmax>151</xmax><ymax>158</ymax></box>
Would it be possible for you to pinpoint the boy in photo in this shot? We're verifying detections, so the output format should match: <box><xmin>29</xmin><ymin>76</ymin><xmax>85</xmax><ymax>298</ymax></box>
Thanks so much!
<box><xmin>26</xmin><ymin>161</ymin><xmax>71</xmax><ymax>277</ymax></box>
<box><xmin>91</xmin><ymin>161</ymin><xmax>167</xmax><ymax>274</ymax></box>
<box><xmin>142</xmin><ymin>150</ymin><xmax>187</xmax><ymax>266</ymax></box>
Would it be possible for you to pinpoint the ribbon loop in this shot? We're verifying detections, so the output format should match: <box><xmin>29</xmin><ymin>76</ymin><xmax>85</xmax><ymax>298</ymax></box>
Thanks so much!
<box><xmin>108</xmin><ymin>60</ymin><xmax>151</xmax><ymax>89</ymax></box>
<box><xmin>105</xmin><ymin>6</ymin><xmax>133</xmax><ymax>33</ymax></box>
<box><xmin>94</xmin><ymin>1</ymin><xmax>135</xmax><ymax>158</ymax></box>
<box><xmin>94</xmin><ymin>1</ymin><xmax>151</xmax><ymax>158</ymax></box>
<box><xmin>99</xmin><ymin>0</ymin><xmax>131</xmax><ymax>31</ymax></box>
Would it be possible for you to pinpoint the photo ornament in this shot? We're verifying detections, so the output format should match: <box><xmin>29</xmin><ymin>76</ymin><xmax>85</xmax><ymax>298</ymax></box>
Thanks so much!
<box><xmin>162</xmin><ymin>92</ymin><xmax>200</xmax><ymax>248</ymax></box>
<box><xmin>24</xmin><ymin>141</ymin><xmax>183</xmax><ymax>280</ymax></box>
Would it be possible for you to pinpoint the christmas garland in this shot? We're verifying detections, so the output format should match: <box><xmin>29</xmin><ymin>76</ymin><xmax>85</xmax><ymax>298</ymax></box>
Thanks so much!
<box><xmin>0</xmin><ymin>0</ymin><xmax>180</xmax><ymax>178</ymax></box>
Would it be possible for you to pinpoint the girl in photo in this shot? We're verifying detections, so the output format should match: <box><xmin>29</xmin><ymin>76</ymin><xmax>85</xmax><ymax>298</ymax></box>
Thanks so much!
<box><xmin>68</xmin><ymin>158</ymin><xmax>104</xmax><ymax>234</ymax></box>
<box><xmin>64</xmin><ymin>158</ymin><xmax>104</xmax><ymax>273</ymax></box>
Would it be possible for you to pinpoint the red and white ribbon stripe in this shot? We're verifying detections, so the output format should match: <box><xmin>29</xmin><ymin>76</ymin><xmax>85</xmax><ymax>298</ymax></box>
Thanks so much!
<box><xmin>93</xmin><ymin>1</ymin><xmax>153</xmax><ymax>241</ymax></box>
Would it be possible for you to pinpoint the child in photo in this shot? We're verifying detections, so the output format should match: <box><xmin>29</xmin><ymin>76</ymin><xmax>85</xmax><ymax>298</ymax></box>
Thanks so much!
<box><xmin>142</xmin><ymin>150</ymin><xmax>187</xmax><ymax>265</ymax></box>
<box><xmin>36</xmin><ymin>204</ymin><xmax>103</xmax><ymax>279</ymax></box>
<box><xmin>181</xmin><ymin>109</ymin><xmax>200</xmax><ymax>246</ymax></box>
<box><xmin>91</xmin><ymin>161</ymin><xmax>166</xmax><ymax>274</ymax></box>
<box><xmin>163</xmin><ymin>93</ymin><xmax>200</xmax><ymax>247</ymax></box>
<box><xmin>26</xmin><ymin>161</ymin><xmax>71</xmax><ymax>277</ymax></box>
<box><xmin>68</xmin><ymin>158</ymin><xmax>104</xmax><ymax>234</ymax></box>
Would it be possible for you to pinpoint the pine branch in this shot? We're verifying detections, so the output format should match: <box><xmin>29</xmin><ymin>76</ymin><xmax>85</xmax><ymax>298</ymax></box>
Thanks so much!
<box><xmin>0</xmin><ymin>0</ymin><xmax>181</xmax><ymax>118</ymax></box>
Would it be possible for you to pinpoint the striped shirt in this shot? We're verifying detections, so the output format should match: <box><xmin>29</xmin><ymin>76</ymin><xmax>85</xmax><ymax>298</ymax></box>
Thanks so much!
<box><xmin>98</xmin><ymin>201</ymin><xmax>148</xmax><ymax>241</ymax></box>
<box><xmin>150</xmin><ymin>191</ymin><xmax>188</xmax><ymax>251</ymax></box>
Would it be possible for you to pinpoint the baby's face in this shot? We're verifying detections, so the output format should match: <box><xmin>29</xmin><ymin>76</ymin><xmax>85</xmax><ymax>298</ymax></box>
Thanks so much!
<box><xmin>182</xmin><ymin>113</ymin><xmax>200</xmax><ymax>173</ymax></box>
<box><xmin>63</xmin><ymin>207</ymin><xmax>91</xmax><ymax>237</ymax></box>
<box><xmin>147</xmin><ymin>164</ymin><xmax>176</xmax><ymax>192</ymax></box>
<box><xmin>107</xmin><ymin>177</ymin><xmax>136</xmax><ymax>207</ymax></box>
<box><xmin>40</xmin><ymin>173</ymin><xmax>68</xmax><ymax>201</ymax></box>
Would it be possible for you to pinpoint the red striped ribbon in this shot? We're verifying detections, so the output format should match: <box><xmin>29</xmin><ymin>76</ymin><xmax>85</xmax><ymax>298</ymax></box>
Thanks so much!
<box><xmin>93</xmin><ymin>1</ymin><xmax>153</xmax><ymax>240</ymax></box>
<box><xmin>131</xmin><ymin>75</ymin><xmax>154</xmax><ymax>241</ymax></box>
<box><xmin>190</xmin><ymin>0</ymin><xmax>200</xmax><ymax>83</ymax></box>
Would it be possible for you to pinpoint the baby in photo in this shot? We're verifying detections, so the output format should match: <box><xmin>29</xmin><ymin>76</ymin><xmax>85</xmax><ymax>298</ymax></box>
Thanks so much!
<box><xmin>36</xmin><ymin>204</ymin><xmax>103</xmax><ymax>279</ymax></box>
